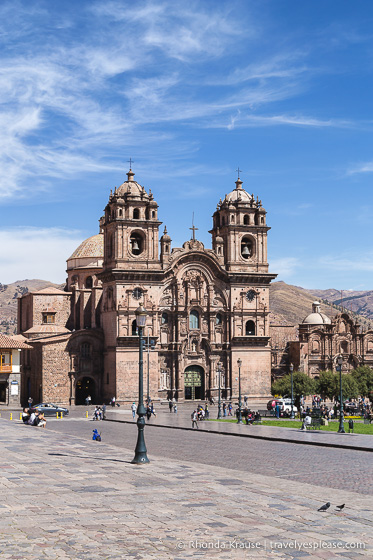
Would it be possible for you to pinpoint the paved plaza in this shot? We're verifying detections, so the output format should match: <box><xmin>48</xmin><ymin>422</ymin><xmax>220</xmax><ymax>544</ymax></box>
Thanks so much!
<box><xmin>0</xmin><ymin>414</ymin><xmax>372</xmax><ymax>559</ymax></box>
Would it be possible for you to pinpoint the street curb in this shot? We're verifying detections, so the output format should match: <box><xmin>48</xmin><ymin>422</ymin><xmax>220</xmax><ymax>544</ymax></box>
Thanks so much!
<box><xmin>103</xmin><ymin>418</ymin><xmax>373</xmax><ymax>453</ymax></box>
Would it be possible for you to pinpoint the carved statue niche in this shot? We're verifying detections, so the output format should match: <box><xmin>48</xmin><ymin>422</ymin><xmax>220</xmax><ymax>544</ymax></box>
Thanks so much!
<box><xmin>183</xmin><ymin>269</ymin><xmax>205</xmax><ymax>304</ymax></box>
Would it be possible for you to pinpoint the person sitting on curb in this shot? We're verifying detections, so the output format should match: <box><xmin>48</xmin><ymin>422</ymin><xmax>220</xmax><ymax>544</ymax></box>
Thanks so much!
<box><xmin>22</xmin><ymin>408</ymin><xmax>30</xmax><ymax>423</ymax></box>
<box><xmin>35</xmin><ymin>412</ymin><xmax>47</xmax><ymax>428</ymax></box>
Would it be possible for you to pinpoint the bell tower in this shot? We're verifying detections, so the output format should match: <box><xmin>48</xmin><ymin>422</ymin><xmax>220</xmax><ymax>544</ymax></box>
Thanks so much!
<box><xmin>102</xmin><ymin>168</ymin><xmax>162</xmax><ymax>271</ymax></box>
<box><xmin>210</xmin><ymin>175</ymin><xmax>270</xmax><ymax>273</ymax></box>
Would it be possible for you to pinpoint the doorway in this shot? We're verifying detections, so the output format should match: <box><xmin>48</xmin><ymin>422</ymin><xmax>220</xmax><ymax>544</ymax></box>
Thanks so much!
<box><xmin>75</xmin><ymin>377</ymin><xmax>96</xmax><ymax>405</ymax></box>
<box><xmin>184</xmin><ymin>366</ymin><xmax>204</xmax><ymax>400</ymax></box>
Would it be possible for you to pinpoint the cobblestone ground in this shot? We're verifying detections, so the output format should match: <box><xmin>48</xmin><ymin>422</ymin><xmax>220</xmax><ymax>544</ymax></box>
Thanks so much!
<box><xmin>1</xmin><ymin>418</ymin><xmax>371</xmax><ymax>559</ymax></box>
<box><xmin>48</xmin><ymin>416</ymin><xmax>373</xmax><ymax>495</ymax></box>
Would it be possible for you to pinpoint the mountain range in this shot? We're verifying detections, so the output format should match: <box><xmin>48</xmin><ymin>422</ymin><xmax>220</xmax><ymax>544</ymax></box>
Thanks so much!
<box><xmin>0</xmin><ymin>279</ymin><xmax>372</xmax><ymax>335</ymax></box>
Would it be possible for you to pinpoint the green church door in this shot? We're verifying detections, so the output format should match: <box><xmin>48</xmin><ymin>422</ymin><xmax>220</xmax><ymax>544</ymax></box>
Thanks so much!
<box><xmin>184</xmin><ymin>366</ymin><xmax>204</xmax><ymax>400</ymax></box>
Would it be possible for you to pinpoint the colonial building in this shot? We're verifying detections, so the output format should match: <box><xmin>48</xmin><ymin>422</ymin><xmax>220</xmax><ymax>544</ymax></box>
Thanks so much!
<box><xmin>18</xmin><ymin>170</ymin><xmax>277</xmax><ymax>405</ymax></box>
<box><xmin>288</xmin><ymin>302</ymin><xmax>373</xmax><ymax>376</ymax></box>
<box><xmin>0</xmin><ymin>333</ymin><xmax>31</xmax><ymax>406</ymax></box>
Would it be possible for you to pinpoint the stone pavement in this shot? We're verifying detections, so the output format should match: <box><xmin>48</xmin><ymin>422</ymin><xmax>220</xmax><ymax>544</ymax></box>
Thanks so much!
<box><xmin>0</xmin><ymin>418</ymin><xmax>372</xmax><ymax>559</ymax></box>
<box><xmin>103</xmin><ymin>405</ymin><xmax>373</xmax><ymax>453</ymax></box>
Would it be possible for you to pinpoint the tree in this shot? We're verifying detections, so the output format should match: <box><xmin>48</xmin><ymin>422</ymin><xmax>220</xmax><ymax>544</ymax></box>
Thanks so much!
<box><xmin>340</xmin><ymin>374</ymin><xmax>359</xmax><ymax>401</ymax></box>
<box><xmin>271</xmin><ymin>371</ymin><xmax>316</xmax><ymax>410</ymax></box>
<box><xmin>351</xmin><ymin>366</ymin><xmax>373</xmax><ymax>401</ymax></box>
<box><xmin>315</xmin><ymin>371</ymin><xmax>337</xmax><ymax>401</ymax></box>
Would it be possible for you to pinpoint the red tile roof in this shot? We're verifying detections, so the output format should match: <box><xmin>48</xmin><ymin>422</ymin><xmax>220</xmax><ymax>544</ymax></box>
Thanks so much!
<box><xmin>0</xmin><ymin>333</ymin><xmax>32</xmax><ymax>349</ymax></box>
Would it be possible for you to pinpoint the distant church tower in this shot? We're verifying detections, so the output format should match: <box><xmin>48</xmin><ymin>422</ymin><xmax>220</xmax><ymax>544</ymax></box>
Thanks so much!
<box><xmin>102</xmin><ymin>169</ymin><xmax>162</xmax><ymax>270</ymax></box>
<box><xmin>210</xmin><ymin>176</ymin><xmax>269</xmax><ymax>273</ymax></box>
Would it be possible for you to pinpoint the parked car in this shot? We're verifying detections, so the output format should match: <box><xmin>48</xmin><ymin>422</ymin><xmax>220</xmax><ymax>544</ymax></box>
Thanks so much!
<box><xmin>267</xmin><ymin>399</ymin><xmax>298</xmax><ymax>416</ymax></box>
<box><xmin>30</xmin><ymin>403</ymin><xmax>69</xmax><ymax>417</ymax></box>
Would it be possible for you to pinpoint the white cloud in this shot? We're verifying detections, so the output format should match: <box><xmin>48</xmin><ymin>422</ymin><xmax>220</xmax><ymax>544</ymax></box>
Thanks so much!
<box><xmin>269</xmin><ymin>257</ymin><xmax>299</xmax><ymax>277</ymax></box>
<box><xmin>0</xmin><ymin>228</ymin><xmax>86</xmax><ymax>284</ymax></box>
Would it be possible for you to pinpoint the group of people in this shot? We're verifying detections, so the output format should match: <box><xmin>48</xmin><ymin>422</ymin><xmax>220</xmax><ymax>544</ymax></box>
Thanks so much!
<box><xmin>93</xmin><ymin>405</ymin><xmax>106</xmax><ymax>420</ymax></box>
<box><xmin>21</xmin><ymin>408</ymin><xmax>47</xmax><ymax>428</ymax></box>
<box><xmin>168</xmin><ymin>399</ymin><xmax>178</xmax><ymax>414</ymax></box>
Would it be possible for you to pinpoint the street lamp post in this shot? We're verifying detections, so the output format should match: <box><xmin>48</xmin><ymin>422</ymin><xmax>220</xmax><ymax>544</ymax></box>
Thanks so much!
<box><xmin>131</xmin><ymin>304</ymin><xmax>150</xmax><ymax>464</ymax></box>
<box><xmin>217</xmin><ymin>362</ymin><xmax>222</xmax><ymax>419</ymax></box>
<box><xmin>290</xmin><ymin>363</ymin><xmax>295</xmax><ymax>419</ymax></box>
<box><xmin>237</xmin><ymin>358</ymin><xmax>243</xmax><ymax>424</ymax></box>
<box><xmin>337</xmin><ymin>355</ymin><xmax>345</xmax><ymax>434</ymax></box>
<box><xmin>142</xmin><ymin>328</ymin><xmax>155</xmax><ymax>405</ymax></box>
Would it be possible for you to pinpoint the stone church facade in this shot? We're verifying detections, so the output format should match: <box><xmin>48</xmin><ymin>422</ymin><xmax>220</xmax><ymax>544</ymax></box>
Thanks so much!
<box><xmin>18</xmin><ymin>170</ymin><xmax>276</xmax><ymax>406</ymax></box>
<box><xmin>287</xmin><ymin>302</ymin><xmax>373</xmax><ymax>377</ymax></box>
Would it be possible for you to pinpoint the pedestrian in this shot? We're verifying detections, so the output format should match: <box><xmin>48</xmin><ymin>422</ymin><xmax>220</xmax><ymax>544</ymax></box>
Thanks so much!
<box><xmin>146</xmin><ymin>406</ymin><xmax>152</xmax><ymax>421</ymax></box>
<box><xmin>191</xmin><ymin>410</ymin><xmax>199</xmax><ymax>429</ymax></box>
<box><xmin>150</xmin><ymin>402</ymin><xmax>156</xmax><ymax>417</ymax></box>
<box><xmin>35</xmin><ymin>412</ymin><xmax>47</xmax><ymax>428</ymax></box>
<box><xmin>244</xmin><ymin>395</ymin><xmax>248</xmax><ymax>405</ymax></box>
<box><xmin>111</xmin><ymin>396</ymin><xmax>116</xmax><ymax>407</ymax></box>
<box><xmin>169</xmin><ymin>400</ymin><xmax>173</xmax><ymax>413</ymax></box>
<box><xmin>275</xmin><ymin>403</ymin><xmax>280</xmax><ymax>419</ymax></box>
<box><xmin>22</xmin><ymin>408</ymin><xmax>30</xmax><ymax>423</ymax></box>
<box><xmin>173</xmin><ymin>403</ymin><xmax>177</xmax><ymax>413</ymax></box>
<box><xmin>204</xmin><ymin>403</ymin><xmax>209</xmax><ymax>419</ymax></box>
<box><xmin>131</xmin><ymin>402</ymin><xmax>137</xmax><ymax>419</ymax></box>
<box><xmin>228</xmin><ymin>402</ymin><xmax>232</xmax><ymax>416</ymax></box>
<box><xmin>102</xmin><ymin>403</ymin><xmax>107</xmax><ymax>420</ymax></box>
<box><xmin>223</xmin><ymin>402</ymin><xmax>227</xmax><ymax>417</ymax></box>
<box><xmin>28</xmin><ymin>397</ymin><xmax>33</xmax><ymax>409</ymax></box>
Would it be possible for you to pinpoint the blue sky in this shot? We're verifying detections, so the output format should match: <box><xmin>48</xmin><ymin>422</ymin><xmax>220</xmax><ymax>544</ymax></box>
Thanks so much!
<box><xmin>0</xmin><ymin>0</ymin><xmax>373</xmax><ymax>289</ymax></box>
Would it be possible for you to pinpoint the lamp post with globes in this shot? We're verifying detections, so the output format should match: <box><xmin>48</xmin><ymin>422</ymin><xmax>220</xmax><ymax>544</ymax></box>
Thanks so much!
<box><xmin>217</xmin><ymin>362</ymin><xmax>222</xmax><ymax>419</ymax></box>
<box><xmin>237</xmin><ymin>358</ymin><xmax>243</xmax><ymax>424</ymax></box>
<box><xmin>290</xmin><ymin>363</ymin><xmax>295</xmax><ymax>419</ymax></box>
<box><xmin>131</xmin><ymin>304</ymin><xmax>150</xmax><ymax>464</ymax></box>
<box><xmin>337</xmin><ymin>355</ymin><xmax>345</xmax><ymax>434</ymax></box>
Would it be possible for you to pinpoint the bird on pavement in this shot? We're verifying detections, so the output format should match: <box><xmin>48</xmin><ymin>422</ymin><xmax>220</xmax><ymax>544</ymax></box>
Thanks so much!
<box><xmin>317</xmin><ymin>502</ymin><xmax>331</xmax><ymax>512</ymax></box>
<box><xmin>336</xmin><ymin>504</ymin><xmax>345</xmax><ymax>511</ymax></box>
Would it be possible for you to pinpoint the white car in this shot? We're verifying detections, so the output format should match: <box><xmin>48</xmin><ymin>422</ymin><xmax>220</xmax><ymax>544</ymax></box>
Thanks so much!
<box><xmin>279</xmin><ymin>399</ymin><xmax>298</xmax><ymax>415</ymax></box>
<box><xmin>268</xmin><ymin>399</ymin><xmax>298</xmax><ymax>416</ymax></box>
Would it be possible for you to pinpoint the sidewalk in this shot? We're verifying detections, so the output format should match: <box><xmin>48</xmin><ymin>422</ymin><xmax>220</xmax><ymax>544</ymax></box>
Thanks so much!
<box><xmin>0</xmin><ymin>418</ymin><xmax>371</xmax><ymax>559</ymax></box>
<box><xmin>104</xmin><ymin>406</ymin><xmax>373</xmax><ymax>454</ymax></box>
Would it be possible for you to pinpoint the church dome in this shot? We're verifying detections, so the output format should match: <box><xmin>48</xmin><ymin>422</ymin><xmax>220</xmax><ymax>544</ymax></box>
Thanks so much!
<box><xmin>303</xmin><ymin>301</ymin><xmax>331</xmax><ymax>325</ymax></box>
<box><xmin>225</xmin><ymin>178</ymin><xmax>253</xmax><ymax>204</ymax></box>
<box><xmin>116</xmin><ymin>169</ymin><xmax>150</xmax><ymax>199</ymax></box>
<box><xmin>68</xmin><ymin>234</ymin><xmax>104</xmax><ymax>260</ymax></box>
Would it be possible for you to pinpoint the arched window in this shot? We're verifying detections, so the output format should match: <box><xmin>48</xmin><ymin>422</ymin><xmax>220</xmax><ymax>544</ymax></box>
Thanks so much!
<box><xmin>152</xmin><ymin>211</ymin><xmax>155</xmax><ymax>218</ymax></box>
<box><xmin>85</xmin><ymin>276</ymin><xmax>93</xmax><ymax>289</ymax></box>
<box><xmin>81</xmin><ymin>343</ymin><xmax>91</xmax><ymax>358</ymax></box>
<box><xmin>340</xmin><ymin>340</ymin><xmax>348</xmax><ymax>353</ymax></box>
<box><xmin>132</xmin><ymin>319</ymin><xmax>138</xmax><ymax>336</ymax></box>
<box><xmin>118</xmin><ymin>209</ymin><xmax>122</xmax><ymax>217</ymax></box>
<box><xmin>216</xmin><ymin>313</ymin><xmax>222</xmax><ymax>325</ymax></box>
<box><xmin>161</xmin><ymin>312</ymin><xmax>168</xmax><ymax>325</ymax></box>
<box><xmin>231</xmin><ymin>215</ymin><xmax>235</xmax><ymax>223</ymax></box>
<box><xmin>189</xmin><ymin>310</ymin><xmax>199</xmax><ymax>330</ymax></box>
<box><xmin>130</xmin><ymin>232</ymin><xmax>143</xmax><ymax>255</ymax></box>
<box><xmin>243</xmin><ymin>215</ymin><xmax>249</xmax><ymax>225</ymax></box>
<box><xmin>245</xmin><ymin>320</ymin><xmax>255</xmax><ymax>336</ymax></box>
<box><xmin>108</xmin><ymin>235</ymin><xmax>113</xmax><ymax>258</ymax></box>
<box><xmin>133</xmin><ymin>208</ymin><xmax>140</xmax><ymax>219</ymax></box>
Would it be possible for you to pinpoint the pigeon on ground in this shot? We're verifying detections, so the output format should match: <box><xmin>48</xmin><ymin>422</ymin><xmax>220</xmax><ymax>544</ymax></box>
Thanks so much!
<box><xmin>317</xmin><ymin>502</ymin><xmax>331</xmax><ymax>512</ymax></box>
<box><xmin>336</xmin><ymin>504</ymin><xmax>345</xmax><ymax>511</ymax></box>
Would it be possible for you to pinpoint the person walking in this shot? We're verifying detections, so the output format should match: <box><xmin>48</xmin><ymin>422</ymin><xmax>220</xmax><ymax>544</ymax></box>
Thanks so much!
<box><xmin>275</xmin><ymin>403</ymin><xmax>280</xmax><ymax>419</ymax></box>
<box><xmin>191</xmin><ymin>410</ymin><xmax>199</xmax><ymax>429</ymax></box>
<box><xmin>131</xmin><ymin>402</ymin><xmax>137</xmax><ymax>419</ymax></box>
<box><xmin>223</xmin><ymin>402</ymin><xmax>227</xmax><ymax>417</ymax></box>
<box><xmin>204</xmin><ymin>403</ymin><xmax>209</xmax><ymax>419</ymax></box>
<box><xmin>169</xmin><ymin>400</ymin><xmax>173</xmax><ymax>413</ymax></box>
<box><xmin>173</xmin><ymin>403</ymin><xmax>177</xmax><ymax>414</ymax></box>
<box><xmin>111</xmin><ymin>396</ymin><xmax>116</xmax><ymax>407</ymax></box>
<box><xmin>228</xmin><ymin>402</ymin><xmax>233</xmax><ymax>416</ymax></box>
<box><xmin>102</xmin><ymin>403</ymin><xmax>107</xmax><ymax>420</ymax></box>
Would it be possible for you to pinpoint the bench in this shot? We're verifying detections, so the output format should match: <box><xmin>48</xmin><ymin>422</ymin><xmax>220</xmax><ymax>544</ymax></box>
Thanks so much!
<box><xmin>306</xmin><ymin>417</ymin><xmax>322</xmax><ymax>430</ymax></box>
<box><xmin>258</xmin><ymin>409</ymin><xmax>275</xmax><ymax>417</ymax></box>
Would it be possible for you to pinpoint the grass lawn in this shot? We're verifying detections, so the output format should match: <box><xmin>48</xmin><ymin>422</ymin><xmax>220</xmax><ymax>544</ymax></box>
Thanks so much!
<box><xmin>209</xmin><ymin>418</ymin><xmax>373</xmax><ymax>435</ymax></box>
